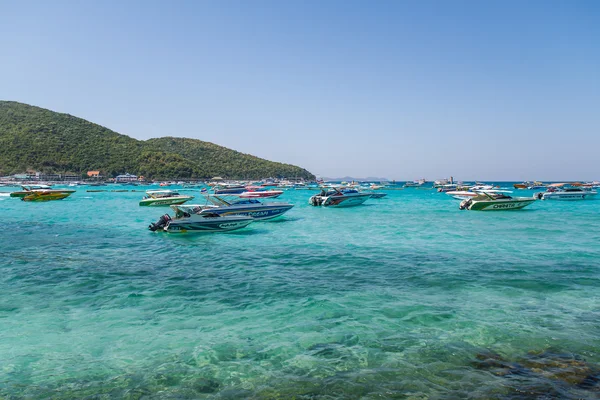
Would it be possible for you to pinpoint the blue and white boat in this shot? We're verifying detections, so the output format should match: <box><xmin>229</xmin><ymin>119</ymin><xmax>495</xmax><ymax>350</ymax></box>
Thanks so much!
<box><xmin>183</xmin><ymin>195</ymin><xmax>294</xmax><ymax>220</ymax></box>
<box><xmin>149</xmin><ymin>207</ymin><xmax>253</xmax><ymax>233</ymax></box>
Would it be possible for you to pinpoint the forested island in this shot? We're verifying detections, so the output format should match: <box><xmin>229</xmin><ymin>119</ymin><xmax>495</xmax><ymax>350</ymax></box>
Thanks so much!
<box><xmin>0</xmin><ymin>101</ymin><xmax>315</xmax><ymax>180</ymax></box>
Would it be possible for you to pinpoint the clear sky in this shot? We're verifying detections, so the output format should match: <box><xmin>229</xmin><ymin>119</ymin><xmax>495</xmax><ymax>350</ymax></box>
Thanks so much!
<box><xmin>1</xmin><ymin>0</ymin><xmax>599</xmax><ymax>180</ymax></box>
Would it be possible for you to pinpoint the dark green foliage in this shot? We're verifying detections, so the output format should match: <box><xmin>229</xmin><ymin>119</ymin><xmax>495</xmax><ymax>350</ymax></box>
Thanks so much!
<box><xmin>0</xmin><ymin>101</ymin><xmax>315</xmax><ymax>180</ymax></box>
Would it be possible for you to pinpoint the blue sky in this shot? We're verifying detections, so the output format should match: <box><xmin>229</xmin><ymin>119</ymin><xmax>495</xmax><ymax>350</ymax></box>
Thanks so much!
<box><xmin>1</xmin><ymin>0</ymin><xmax>599</xmax><ymax>180</ymax></box>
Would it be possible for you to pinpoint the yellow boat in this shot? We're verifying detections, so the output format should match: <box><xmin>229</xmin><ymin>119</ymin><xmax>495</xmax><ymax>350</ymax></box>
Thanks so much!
<box><xmin>22</xmin><ymin>190</ymin><xmax>73</xmax><ymax>202</ymax></box>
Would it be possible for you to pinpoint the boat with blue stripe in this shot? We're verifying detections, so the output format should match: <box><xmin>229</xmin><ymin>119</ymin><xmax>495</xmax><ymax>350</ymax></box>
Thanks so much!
<box><xmin>182</xmin><ymin>195</ymin><xmax>294</xmax><ymax>220</ymax></box>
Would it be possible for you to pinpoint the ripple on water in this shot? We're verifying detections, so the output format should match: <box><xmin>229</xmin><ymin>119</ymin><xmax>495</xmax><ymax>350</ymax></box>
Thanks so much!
<box><xmin>1</xmin><ymin>186</ymin><xmax>600</xmax><ymax>398</ymax></box>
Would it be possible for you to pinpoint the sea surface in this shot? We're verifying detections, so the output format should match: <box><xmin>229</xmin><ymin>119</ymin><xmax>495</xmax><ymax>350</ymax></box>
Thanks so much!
<box><xmin>1</xmin><ymin>184</ymin><xmax>599</xmax><ymax>399</ymax></box>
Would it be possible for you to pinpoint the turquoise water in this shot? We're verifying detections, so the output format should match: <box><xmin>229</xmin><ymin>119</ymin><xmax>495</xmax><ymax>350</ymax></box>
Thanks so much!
<box><xmin>1</xmin><ymin>185</ymin><xmax>600</xmax><ymax>399</ymax></box>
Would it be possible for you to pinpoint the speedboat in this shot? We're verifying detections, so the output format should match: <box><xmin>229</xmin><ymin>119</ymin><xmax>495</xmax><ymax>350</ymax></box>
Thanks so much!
<box><xmin>149</xmin><ymin>206</ymin><xmax>254</xmax><ymax>233</ymax></box>
<box><xmin>139</xmin><ymin>190</ymin><xmax>194</xmax><ymax>206</ymax></box>
<box><xmin>184</xmin><ymin>195</ymin><xmax>294</xmax><ymax>220</ymax></box>
<box><xmin>309</xmin><ymin>188</ymin><xmax>371</xmax><ymax>207</ymax></box>
<box><xmin>513</xmin><ymin>181</ymin><xmax>545</xmax><ymax>190</ymax></box>
<box><xmin>22</xmin><ymin>190</ymin><xmax>74</xmax><ymax>202</ymax></box>
<box><xmin>459</xmin><ymin>192</ymin><xmax>536</xmax><ymax>211</ymax></box>
<box><xmin>10</xmin><ymin>185</ymin><xmax>53</xmax><ymax>197</ymax></box>
<box><xmin>404</xmin><ymin>179</ymin><xmax>427</xmax><ymax>188</ymax></box>
<box><xmin>11</xmin><ymin>185</ymin><xmax>75</xmax><ymax>200</ymax></box>
<box><xmin>237</xmin><ymin>187</ymin><xmax>284</xmax><ymax>199</ymax></box>
<box><xmin>536</xmin><ymin>187</ymin><xmax>597</xmax><ymax>201</ymax></box>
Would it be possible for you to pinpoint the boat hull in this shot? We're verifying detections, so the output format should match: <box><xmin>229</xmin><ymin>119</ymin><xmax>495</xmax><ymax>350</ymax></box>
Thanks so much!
<box><xmin>465</xmin><ymin>198</ymin><xmax>536</xmax><ymax>211</ymax></box>
<box><xmin>541</xmin><ymin>192</ymin><xmax>597</xmax><ymax>201</ymax></box>
<box><xmin>22</xmin><ymin>192</ymin><xmax>72</xmax><ymax>202</ymax></box>
<box><xmin>12</xmin><ymin>189</ymin><xmax>75</xmax><ymax>198</ymax></box>
<box><xmin>164</xmin><ymin>216</ymin><xmax>253</xmax><ymax>233</ymax></box>
<box><xmin>202</xmin><ymin>204</ymin><xmax>294</xmax><ymax>220</ymax></box>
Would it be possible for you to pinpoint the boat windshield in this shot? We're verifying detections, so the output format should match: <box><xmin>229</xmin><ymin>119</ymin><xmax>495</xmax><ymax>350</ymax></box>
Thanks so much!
<box><xmin>231</xmin><ymin>198</ymin><xmax>262</xmax><ymax>205</ymax></box>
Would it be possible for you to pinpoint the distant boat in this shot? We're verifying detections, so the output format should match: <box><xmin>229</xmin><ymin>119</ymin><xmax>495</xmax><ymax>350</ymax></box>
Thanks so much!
<box><xmin>237</xmin><ymin>190</ymin><xmax>283</xmax><ymax>199</ymax></box>
<box><xmin>514</xmin><ymin>181</ymin><xmax>545</xmax><ymax>190</ymax></box>
<box><xmin>404</xmin><ymin>179</ymin><xmax>427</xmax><ymax>188</ymax></box>
<box><xmin>139</xmin><ymin>190</ymin><xmax>194</xmax><ymax>206</ymax></box>
<box><xmin>213</xmin><ymin>185</ymin><xmax>246</xmax><ymax>194</ymax></box>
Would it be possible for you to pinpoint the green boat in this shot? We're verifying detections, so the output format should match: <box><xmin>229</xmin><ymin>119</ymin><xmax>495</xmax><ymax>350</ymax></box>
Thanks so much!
<box><xmin>459</xmin><ymin>192</ymin><xmax>536</xmax><ymax>211</ymax></box>
<box><xmin>139</xmin><ymin>190</ymin><xmax>194</xmax><ymax>207</ymax></box>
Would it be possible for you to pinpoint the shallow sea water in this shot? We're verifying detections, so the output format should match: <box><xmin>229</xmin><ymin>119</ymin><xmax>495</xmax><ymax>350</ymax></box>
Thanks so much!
<box><xmin>1</xmin><ymin>184</ymin><xmax>599</xmax><ymax>399</ymax></box>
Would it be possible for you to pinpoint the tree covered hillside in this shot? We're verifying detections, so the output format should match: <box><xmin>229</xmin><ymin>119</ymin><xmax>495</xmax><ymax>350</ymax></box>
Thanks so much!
<box><xmin>0</xmin><ymin>101</ymin><xmax>314</xmax><ymax>180</ymax></box>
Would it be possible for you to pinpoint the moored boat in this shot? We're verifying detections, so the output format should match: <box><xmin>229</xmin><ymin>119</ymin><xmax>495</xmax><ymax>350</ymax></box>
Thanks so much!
<box><xmin>309</xmin><ymin>188</ymin><xmax>371</xmax><ymax>207</ymax></box>
<box><xmin>237</xmin><ymin>188</ymin><xmax>284</xmax><ymax>199</ymax></box>
<box><xmin>404</xmin><ymin>179</ymin><xmax>427</xmax><ymax>188</ymax></box>
<box><xmin>213</xmin><ymin>185</ymin><xmax>246</xmax><ymax>194</ymax></box>
<box><xmin>459</xmin><ymin>192</ymin><xmax>536</xmax><ymax>211</ymax></box>
<box><xmin>186</xmin><ymin>195</ymin><xmax>294</xmax><ymax>220</ymax></box>
<box><xmin>139</xmin><ymin>190</ymin><xmax>194</xmax><ymax>206</ymax></box>
<box><xmin>536</xmin><ymin>187</ymin><xmax>597</xmax><ymax>201</ymax></box>
<box><xmin>149</xmin><ymin>206</ymin><xmax>254</xmax><ymax>233</ymax></box>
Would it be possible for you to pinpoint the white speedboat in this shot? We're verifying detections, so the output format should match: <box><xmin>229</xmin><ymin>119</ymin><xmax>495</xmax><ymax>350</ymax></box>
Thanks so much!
<box><xmin>182</xmin><ymin>195</ymin><xmax>294</xmax><ymax>220</ymax></box>
<box><xmin>149</xmin><ymin>207</ymin><xmax>253</xmax><ymax>233</ymax></box>
<box><xmin>309</xmin><ymin>188</ymin><xmax>371</xmax><ymax>207</ymax></box>
<box><xmin>237</xmin><ymin>188</ymin><xmax>284</xmax><ymax>199</ymax></box>
<box><xmin>139</xmin><ymin>190</ymin><xmax>194</xmax><ymax>206</ymax></box>
<box><xmin>459</xmin><ymin>192</ymin><xmax>536</xmax><ymax>211</ymax></box>
<box><xmin>537</xmin><ymin>187</ymin><xmax>597</xmax><ymax>201</ymax></box>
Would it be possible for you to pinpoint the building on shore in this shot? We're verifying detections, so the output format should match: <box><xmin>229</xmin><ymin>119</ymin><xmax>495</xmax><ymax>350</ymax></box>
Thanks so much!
<box><xmin>115</xmin><ymin>173</ymin><xmax>138</xmax><ymax>183</ymax></box>
<box><xmin>87</xmin><ymin>170</ymin><xmax>103</xmax><ymax>179</ymax></box>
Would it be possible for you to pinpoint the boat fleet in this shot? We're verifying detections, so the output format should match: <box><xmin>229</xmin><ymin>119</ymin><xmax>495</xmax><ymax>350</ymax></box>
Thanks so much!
<box><xmin>2</xmin><ymin>178</ymin><xmax>598</xmax><ymax>233</ymax></box>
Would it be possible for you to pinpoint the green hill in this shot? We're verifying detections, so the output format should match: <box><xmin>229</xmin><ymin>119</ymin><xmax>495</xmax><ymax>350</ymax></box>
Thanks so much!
<box><xmin>0</xmin><ymin>101</ymin><xmax>314</xmax><ymax>180</ymax></box>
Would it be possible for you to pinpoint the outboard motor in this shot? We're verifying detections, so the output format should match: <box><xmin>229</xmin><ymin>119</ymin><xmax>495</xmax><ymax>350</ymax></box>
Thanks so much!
<box><xmin>309</xmin><ymin>196</ymin><xmax>324</xmax><ymax>206</ymax></box>
<box><xmin>149</xmin><ymin>214</ymin><xmax>172</xmax><ymax>231</ymax></box>
<box><xmin>459</xmin><ymin>199</ymin><xmax>472</xmax><ymax>210</ymax></box>
<box><xmin>534</xmin><ymin>192</ymin><xmax>543</xmax><ymax>200</ymax></box>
